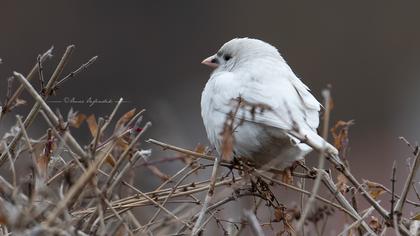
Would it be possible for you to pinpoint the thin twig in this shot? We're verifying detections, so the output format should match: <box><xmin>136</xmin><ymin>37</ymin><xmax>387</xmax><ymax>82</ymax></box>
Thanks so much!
<box><xmin>104</xmin><ymin>122</ymin><xmax>151</xmax><ymax>189</ymax></box>
<box><xmin>1</xmin><ymin>141</ymin><xmax>16</xmax><ymax>190</ymax></box>
<box><xmin>147</xmin><ymin>138</ymin><xmax>218</xmax><ymax>162</ymax></box>
<box><xmin>15</xmin><ymin>115</ymin><xmax>39</xmax><ymax>177</ymax></box>
<box><xmin>319</xmin><ymin>169</ymin><xmax>376</xmax><ymax>235</ymax></box>
<box><xmin>13</xmin><ymin>72</ymin><xmax>88</xmax><ymax>160</ymax></box>
<box><xmin>390</xmin><ymin>160</ymin><xmax>397</xmax><ymax>219</ymax></box>
<box><xmin>394</xmin><ymin>148</ymin><xmax>420</xmax><ymax>215</ymax></box>
<box><xmin>191</xmin><ymin>157</ymin><xmax>221</xmax><ymax>235</ymax></box>
<box><xmin>37</xmin><ymin>54</ymin><xmax>45</xmax><ymax>92</ymax></box>
<box><xmin>0</xmin><ymin>46</ymin><xmax>77</xmax><ymax>166</ymax></box>
<box><xmin>43</xmin><ymin>45</ymin><xmax>76</xmax><ymax>96</ymax></box>
<box><xmin>337</xmin><ymin>206</ymin><xmax>375</xmax><ymax>236</ymax></box>
<box><xmin>243</xmin><ymin>210</ymin><xmax>265</xmax><ymax>236</ymax></box>
<box><xmin>53</xmin><ymin>55</ymin><xmax>98</xmax><ymax>89</ymax></box>
<box><xmin>117</xmin><ymin>160</ymin><xmax>192</xmax><ymax>230</ymax></box>
<box><xmin>1</xmin><ymin>46</ymin><xmax>53</xmax><ymax>116</ymax></box>
<box><xmin>44</xmin><ymin>142</ymin><xmax>115</xmax><ymax>226</ymax></box>
<box><xmin>100</xmin><ymin>97</ymin><xmax>123</xmax><ymax>133</ymax></box>
<box><xmin>142</xmin><ymin>164</ymin><xmax>199</xmax><ymax>232</ymax></box>
<box><xmin>296</xmin><ymin>87</ymin><xmax>332</xmax><ymax>230</ymax></box>
<box><xmin>256</xmin><ymin>171</ymin><xmax>355</xmax><ymax>218</ymax></box>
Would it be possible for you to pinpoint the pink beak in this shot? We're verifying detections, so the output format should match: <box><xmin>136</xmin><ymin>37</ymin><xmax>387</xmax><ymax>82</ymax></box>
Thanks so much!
<box><xmin>201</xmin><ymin>55</ymin><xmax>219</xmax><ymax>68</ymax></box>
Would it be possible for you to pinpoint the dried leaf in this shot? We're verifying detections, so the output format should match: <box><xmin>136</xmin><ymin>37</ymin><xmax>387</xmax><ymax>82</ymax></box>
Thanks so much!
<box><xmin>369</xmin><ymin>216</ymin><xmax>382</xmax><ymax>233</ymax></box>
<box><xmin>336</xmin><ymin>173</ymin><xmax>349</xmax><ymax>194</ymax></box>
<box><xmin>364</xmin><ymin>180</ymin><xmax>387</xmax><ymax>199</ymax></box>
<box><xmin>220</xmin><ymin>120</ymin><xmax>234</xmax><ymax>162</ymax></box>
<box><xmin>115</xmin><ymin>108</ymin><xmax>136</xmax><ymax>131</ymax></box>
<box><xmin>0</xmin><ymin>215</ymin><xmax>6</xmax><ymax>225</ymax></box>
<box><xmin>37</xmin><ymin>154</ymin><xmax>50</xmax><ymax>179</ymax></box>
<box><xmin>69</xmin><ymin>113</ymin><xmax>86</xmax><ymax>128</ymax></box>
<box><xmin>330</xmin><ymin>120</ymin><xmax>355</xmax><ymax>157</ymax></box>
<box><xmin>194</xmin><ymin>144</ymin><xmax>206</xmax><ymax>155</ymax></box>
<box><xmin>182</xmin><ymin>144</ymin><xmax>202</xmax><ymax>171</ymax></box>
<box><xmin>282</xmin><ymin>168</ymin><xmax>293</xmax><ymax>185</ymax></box>
<box><xmin>116</xmin><ymin>137</ymin><xmax>129</xmax><ymax>150</ymax></box>
<box><xmin>105</xmin><ymin>154</ymin><xmax>116</xmax><ymax>167</ymax></box>
<box><xmin>86</xmin><ymin>114</ymin><xmax>98</xmax><ymax>137</ymax></box>
<box><xmin>411</xmin><ymin>213</ymin><xmax>420</xmax><ymax>221</ymax></box>
<box><xmin>274</xmin><ymin>207</ymin><xmax>285</xmax><ymax>222</ymax></box>
<box><xmin>37</xmin><ymin>129</ymin><xmax>55</xmax><ymax>179</ymax></box>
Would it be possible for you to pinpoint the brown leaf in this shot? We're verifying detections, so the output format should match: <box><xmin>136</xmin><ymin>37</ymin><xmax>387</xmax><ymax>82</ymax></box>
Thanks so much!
<box><xmin>274</xmin><ymin>206</ymin><xmax>297</xmax><ymax>235</ymax></box>
<box><xmin>274</xmin><ymin>207</ymin><xmax>285</xmax><ymax>222</ymax></box>
<box><xmin>114</xmin><ymin>224</ymin><xmax>126</xmax><ymax>236</ymax></box>
<box><xmin>69</xmin><ymin>113</ymin><xmax>86</xmax><ymax>128</ymax></box>
<box><xmin>182</xmin><ymin>144</ymin><xmax>203</xmax><ymax>170</ymax></box>
<box><xmin>336</xmin><ymin>173</ymin><xmax>349</xmax><ymax>194</ymax></box>
<box><xmin>116</xmin><ymin>137</ymin><xmax>129</xmax><ymax>150</ymax></box>
<box><xmin>220</xmin><ymin>120</ymin><xmax>234</xmax><ymax>162</ymax></box>
<box><xmin>37</xmin><ymin>154</ymin><xmax>50</xmax><ymax>179</ymax></box>
<box><xmin>364</xmin><ymin>180</ymin><xmax>387</xmax><ymax>200</ymax></box>
<box><xmin>369</xmin><ymin>216</ymin><xmax>382</xmax><ymax>233</ymax></box>
<box><xmin>38</xmin><ymin>129</ymin><xmax>55</xmax><ymax>179</ymax></box>
<box><xmin>105</xmin><ymin>154</ymin><xmax>116</xmax><ymax>167</ymax></box>
<box><xmin>86</xmin><ymin>114</ymin><xmax>98</xmax><ymax>137</ymax></box>
<box><xmin>194</xmin><ymin>143</ymin><xmax>206</xmax><ymax>155</ymax></box>
<box><xmin>282</xmin><ymin>168</ymin><xmax>293</xmax><ymax>185</ymax></box>
<box><xmin>115</xmin><ymin>108</ymin><xmax>136</xmax><ymax>131</ymax></box>
<box><xmin>411</xmin><ymin>213</ymin><xmax>420</xmax><ymax>221</ymax></box>
<box><xmin>0</xmin><ymin>214</ymin><xmax>6</xmax><ymax>225</ymax></box>
<box><xmin>330</xmin><ymin>120</ymin><xmax>355</xmax><ymax>157</ymax></box>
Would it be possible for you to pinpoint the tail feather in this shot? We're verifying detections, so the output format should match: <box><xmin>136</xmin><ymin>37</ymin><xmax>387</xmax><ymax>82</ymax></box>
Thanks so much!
<box><xmin>294</xmin><ymin>130</ymin><xmax>338</xmax><ymax>156</ymax></box>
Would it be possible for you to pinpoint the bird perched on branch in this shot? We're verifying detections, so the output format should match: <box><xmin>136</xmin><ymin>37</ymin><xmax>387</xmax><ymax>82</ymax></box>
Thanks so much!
<box><xmin>200</xmin><ymin>38</ymin><xmax>338</xmax><ymax>169</ymax></box>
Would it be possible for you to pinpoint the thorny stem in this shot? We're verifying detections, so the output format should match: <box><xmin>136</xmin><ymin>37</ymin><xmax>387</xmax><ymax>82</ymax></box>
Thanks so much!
<box><xmin>52</xmin><ymin>55</ymin><xmax>98</xmax><ymax>90</ymax></box>
<box><xmin>390</xmin><ymin>161</ymin><xmax>397</xmax><ymax>219</ymax></box>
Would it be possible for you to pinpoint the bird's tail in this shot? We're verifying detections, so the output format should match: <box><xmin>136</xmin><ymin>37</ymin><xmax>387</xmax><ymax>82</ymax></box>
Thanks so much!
<box><xmin>292</xmin><ymin>129</ymin><xmax>338</xmax><ymax>156</ymax></box>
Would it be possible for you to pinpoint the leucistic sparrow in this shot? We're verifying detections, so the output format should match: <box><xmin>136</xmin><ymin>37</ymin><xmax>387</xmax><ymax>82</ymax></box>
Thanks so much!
<box><xmin>200</xmin><ymin>38</ymin><xmax>338</xmax><ymax>169</ymax></box>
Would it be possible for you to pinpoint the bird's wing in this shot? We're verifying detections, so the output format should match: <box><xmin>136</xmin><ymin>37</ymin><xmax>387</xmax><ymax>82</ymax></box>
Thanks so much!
<box><xmin>209</xmin><ymin>70</ymin><xmax>336</xmax><ymax>153</ymax></box>
<box><xmin>287</xmin><ymin>73</ymin><xmax>321</xmax><ymax>131</ymax></box>
<box><xmin>210</xmin><ymin>70</ymin><xmax>319</xmax><ymax>132</ymax></box>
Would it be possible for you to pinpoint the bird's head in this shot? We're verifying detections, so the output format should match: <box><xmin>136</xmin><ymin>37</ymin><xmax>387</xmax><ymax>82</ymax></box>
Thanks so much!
<box><xmin>201</xmin><ymin>38</ymin><xmax>281</xmax><ymax>71</ymax></box>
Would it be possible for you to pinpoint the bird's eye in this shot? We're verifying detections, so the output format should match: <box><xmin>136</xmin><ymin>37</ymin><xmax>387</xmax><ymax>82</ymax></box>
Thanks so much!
<box><xmin>224</xmin><ymin>55</ymin><xmax>232</xmax><ymax>61</ymax></box>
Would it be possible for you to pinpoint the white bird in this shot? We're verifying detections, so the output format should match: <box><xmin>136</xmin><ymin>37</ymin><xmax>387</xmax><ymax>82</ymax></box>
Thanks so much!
<box><xmin>200</xmin><ymin>38</ymin><xmax>338</xmax><ymax>169</ymax></box>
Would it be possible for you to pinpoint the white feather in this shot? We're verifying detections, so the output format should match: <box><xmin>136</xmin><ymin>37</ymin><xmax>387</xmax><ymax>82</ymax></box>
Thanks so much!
<box><xmin>201</xmin><ymin>38</ymin><xmax>337</xmax><ymax>169</ymax></box>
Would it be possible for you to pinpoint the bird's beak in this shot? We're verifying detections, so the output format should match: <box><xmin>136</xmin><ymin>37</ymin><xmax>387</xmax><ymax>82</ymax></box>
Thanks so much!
<box><xmin>201</xmin><ymin>55</ymin><xmax>219</xmax><ymax>68</ymax></box>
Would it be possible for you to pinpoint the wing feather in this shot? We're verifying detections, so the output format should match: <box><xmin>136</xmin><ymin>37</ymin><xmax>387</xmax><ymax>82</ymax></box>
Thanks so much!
<box><xmin>209</xmin><ymin>70</ymin><xmax>321</xmax><ymax>133</ymax></box>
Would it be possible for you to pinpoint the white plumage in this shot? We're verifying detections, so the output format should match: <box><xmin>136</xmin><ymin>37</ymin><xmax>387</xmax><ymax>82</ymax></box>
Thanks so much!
<box><xmin>200</xmin><ymin>38</ymin><xmax>337</xmax><ymax>169</ymax></box>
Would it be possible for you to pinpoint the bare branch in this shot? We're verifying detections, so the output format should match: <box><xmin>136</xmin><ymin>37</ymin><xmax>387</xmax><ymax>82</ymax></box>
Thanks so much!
<box><xmin>243</xmin><ymin>210</ymin><xmax>265</xmax><ymax>236</ymax></box>
<box><xmin>394</xmin><ymin>146</ymin><xmax>420</xmax><ymax>215</ymax></box>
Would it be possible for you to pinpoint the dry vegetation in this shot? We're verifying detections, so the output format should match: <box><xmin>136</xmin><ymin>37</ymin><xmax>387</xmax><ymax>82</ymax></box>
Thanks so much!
<box><xmin>0</xmin><ymin>45</ymin><xmax>420</xmax><ymax>235</ymax></box>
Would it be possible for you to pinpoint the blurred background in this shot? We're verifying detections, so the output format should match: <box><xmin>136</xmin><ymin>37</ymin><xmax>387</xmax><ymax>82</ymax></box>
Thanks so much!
<box><xmin>1</xmin><ymin>1</ymin><xmax>420</xmax><ymax>234</ymax></box>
